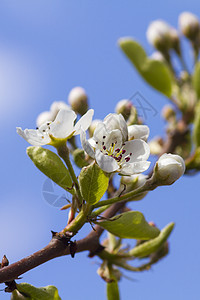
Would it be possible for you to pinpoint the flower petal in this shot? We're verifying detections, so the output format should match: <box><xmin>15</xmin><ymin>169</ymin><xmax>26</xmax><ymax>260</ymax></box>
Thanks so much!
<box><xmin>123</xmin><ymin>139</ymin><xmax>150</xmax><ymax>162</ymax></box>
<box><xmin>104</xmin><ymin>129</ymin><xmax>123</xmax><ymax>151</ymax></box>
<box><xmin>95</xmin><ymin>149</ymin><xmax>119</xmax><ymax>173</ymax></box>
<box><xmin>49</xmin><ymin>109</ymin><xmax>77</xmax><ymax>139</ymax></box>
<box><xmin>80</xmin><ymin>130</ymin><xmax>95</xmax><ymax>158</ymax></box>
<box><xmin>104</xmin><ymin>113</ymin><xmax>128</xmax><ymax>142</ymax></box>
<box><xmin>74</xmin><ymin>109</ymin><xmax>94</xmax><ymax>135</ymax></box>
<box><xmin>93</xmin><ymin>122</ymin><xmax>108</xmax><ymax>145</ymax></box>
<box><xmin>16</xmin><ymin>127</ymin><xmax>51</xmax><ymax>146</ymax></box>
<box><xmin>120</xmin><ymin>161</ymin><xmax>151</xmax><ymax>175</ymax></box>
<box><xmin>128</xmin><ymin>125</ymin><xmax>150</xmax><ymax>141</ymax></box>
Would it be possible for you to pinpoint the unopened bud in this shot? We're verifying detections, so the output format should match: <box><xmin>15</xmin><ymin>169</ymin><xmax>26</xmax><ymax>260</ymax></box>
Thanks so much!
<box><xmin>36</xmin><ymin>101</ymin><xmax>70</xmax><ymax>127</ymax></box>
<box><xmin>121</xmin><ymin>174</ymin><xmax>148</xmax><ymax>200</ymax></box>
<box><xmin>146</xmin><ymin>20</ymin><xmax>172</xmax><ymax>51</ymax></box>
<box><xmin>179</xmin><ymin>12</ymin><xmax>200</xmax><ymax>41</ymax></box>
<box><xmin>150</xmin><ymin>51</ymin><xmax>166</xmax><ymax>62</ymax></box>
<box><xmin>153</xmin><ymin>153</ymin><xmax>185</xmax><ymax>185</ymax></box>
<box><xmin>149</xmin><ymin>137</ymin><xmax>163</xmax><ymax>155</ymax></box>
<box><xmin>73</xmin><ymin>148</ymin><xmax>89</xmax><ymax>168</ymax></box>
<box><xmin>89</xmin><ymin>119</ymin><xmax>101</xmax><ymax>137</ymax></box>
<box><xmin>115</xmin><ymin>99</ymin><xmax>132</xmax><ymax>120</ymax></box>
<box><xmin>50</xmin><ymin>101</ymin><xmax>70</xmax><ymax>118</ymax></box>
<box><xmin>162</xmin><ymin>105</ymin><xmax>176</xmax><ymax>122</ymax></box>
<box><xmin>1</xmin><ymin>255</ymin><xmax>9</xmax><ymax>268</ymax></box>
<box><xmin>36</xmin><ymin>111</ymin><xmax>53</xmax><ymax>128</ymax></box>
<box><xmin>68</xmin><ymin>86</ymin><xmax>88</xmax><ymax>115</ymax></box>
<box><xmin>169</xmin><ymin>28</ymin><xmax>181</xmax><ymax>55</ymax></box>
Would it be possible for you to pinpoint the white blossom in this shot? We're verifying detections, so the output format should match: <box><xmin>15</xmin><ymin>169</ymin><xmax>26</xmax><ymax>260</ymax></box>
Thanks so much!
<box><xmin>17</xmin><ymin>109</ymin><xmax>94</xmax><ymax>147</ymax></box>
<box><xmin>154</xmin><ymin>153</ymin><xmax>185</xmax><ymax>185</ymax></box>
<box><xmin>128</xmin><ymin>125</ymin><xmax>149</xmax><ymax>141</ymax></box>
<box><xmin>81</xmin><ymin>113</ymin><xmax>150</xmax><ymax>175</ymax></box>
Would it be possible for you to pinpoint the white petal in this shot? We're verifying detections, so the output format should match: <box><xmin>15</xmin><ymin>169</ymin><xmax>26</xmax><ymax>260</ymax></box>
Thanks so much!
<box><xmin>93</xmin><ymin>122</ymin><xmax>108</xmax><ymax>145</ymax></box>
<box><xmin>95</xmin><ymin>149</ymin><xmax>119</xmax><ymax>173</ymax></box>
<box><xmin>80</xmin><ymin>130</ymin><xmax>95</xmax><ymax>158</ymax></box>
<box><xmin>120</xmin><ymin>161</ymin><xmax>151</xmax><ymax>175</ymax></box>
<box><xmin>104</xmin><ymin>129</ymin><xmax>123</xmax><ymax>151</ymax></box>
<box><xmin>16</xmin><ymin>127</ymin><xmax>51</xmax><ymax>146</ymax></box>
<box><xmin>128</xmin><ymin>125</ymin><xmax>150</xmax><ymax>141</ymax></box>
<box><xmin>74</xmin><ymin>109</ymin><xmax>94</xmax><ymax>135</ymax></box>
<box><xmin>123</xmin><ymin>139</ymin><xmax>150</xmax><ymax>162</ymax></box>
<box><xmin>104</xmin><ymin>113</ymin><xmax>128</xmax><ymax>142</ymax></box>
<box><xmin>49</xmin><ymin>109</ymin><xmax>77</xmax><ymax>139</ymax></box>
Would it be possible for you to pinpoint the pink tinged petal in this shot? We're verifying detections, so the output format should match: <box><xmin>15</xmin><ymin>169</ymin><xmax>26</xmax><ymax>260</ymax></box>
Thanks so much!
<box><xmin>104</xmin><ymin>129</ymin><xmax>123</xmax><ymax>151</ymax></box>
<box><xmin>16</xmin><ymin>127</ymin><xmax>51</xmax><ymax>146</ymax></box>
<box><xmin>74</xmin><ymin>109</ymin><xmax>94</xmax><ymax>135</ymax></box>
<box><xmin>123</xmin><ymin>139</ymin><xmax>150</xmax><ymax>162</ymax></box>
<box><xmin>49</xmin><ymin>109</ymin><xmax>77</xmax><ymax>139</ymax></box>
<box><xmin>95</xmin><ymin>149</ymin><xmax>119</xmax><ymax>173</ymax></box>
<box><xmin>120</xmin><ymin>161</ymin><xmax>151</xmax><ymax>175</ymax></box>
<box><xmin>128</xmin><ymin>125</ymin><xmax>150</xmax><ymax>141</ymax></box>
<box><xmin>80</xmin><ymin>130</ymin><xmax>95</xmax><ymax>159</ymax></box>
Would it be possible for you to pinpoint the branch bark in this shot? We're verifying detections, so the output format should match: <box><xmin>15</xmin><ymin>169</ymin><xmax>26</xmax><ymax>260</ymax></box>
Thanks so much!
<box><xmin>0</xmin><ymin>201</ymin><xmax>125</xmax><ymax>284</ymax></box>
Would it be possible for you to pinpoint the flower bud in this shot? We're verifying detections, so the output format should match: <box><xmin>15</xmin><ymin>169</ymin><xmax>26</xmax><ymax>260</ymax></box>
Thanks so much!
<box><xmin>50</xmin><ymin>101</ymin><xmax>70</xmax><ymax>119</ymax></box>
<box><xmin>149</xmin><ymin>137</ymin><xmax>163</xmax><ymax>155</ymax></box>
<box><xmin>36</xmin><ymin>111</ymin><xmax>53</xmax><ymax>128</ymax></box>
<box><xmin>89</xmin><ymin>119</ymin><xmax>101</xmax><ymax>137</ymax></box>
<box><xmin>169</xmin><ymin>28</ymin><xmax>181</xmax><ymax>55</ymax></box>
<box><xmin>162</xmin><ymin>105</ymin><xmax>176</xmax><ymax>122</ymax></box>
<box><xmin>153</xmin><ymin>153</ymin><xmax>185</xmax><ymax>185</ymax></box>
<box><xmin>179</xmin><ymin>12</ymin><xmax>200</xmax><ymax>41</ymax></box>
<box><xmin>115</xmin><ymin>99</ymin><xmax>132</xmax><ymax>120</ymax></box>
<box><xmin>146</xmin><ymin>20</ymin><xmax>172</xmax><ymax>51</ymax></box>
<box><xmin>121</xmin><ymin>174</ymin><xmax>148</xmax><ymax>200</ymax></box>
<box><xmin>150</xmin><ymin>51</ymin><xmax>166</xmax><ymax>62</ymax></box>
<box><xmin>68</xmin><ymin>86</ymin><xmax>88</xmax><ymax>115</ymax></box>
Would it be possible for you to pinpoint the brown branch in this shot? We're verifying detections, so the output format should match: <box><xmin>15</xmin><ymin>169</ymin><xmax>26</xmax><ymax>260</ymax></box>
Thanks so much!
<box><xmin>0</xmin><ymin>201</ymin><xmax>125</xmax><ymax>284</ymax></box>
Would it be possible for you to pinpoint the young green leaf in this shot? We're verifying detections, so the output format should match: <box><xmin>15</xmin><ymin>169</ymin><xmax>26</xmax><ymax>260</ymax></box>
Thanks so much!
<box><xmin>27</xmin><ymin>146</ymin><xmax>73</xmax><ymax>193</ymax></box>
<box><xmin>192</xmin><ymin>61</ymin><xmax>200</xmax><ymax>99</ymax></box>
<box><xmin>118</xmin><ymin>38</ymin><xmax>173</xmax><ymax>97</ymax></box>
<box><xmin>193</xmin><ymin>102</ymin><xmax>200</xmax><ymax>147</ymax></box>
<box><xmin>79</xmin><ymin>162</ymin><xmax>109</xmax><ymax>204</ymax></box>
<box><xmin>15</xmin><ymin>283</ymin><xmax>61</xmax><ymax>300</ymax></box>
<box><xmin>129</xmin><ymin>222</ymin><xmax>175</xmax><ymax>257</ymax></box>
<box><xmin>107</xmin><ymin>281</ymin><xmax>120</xmax><ymax>300</ymax></box>
<box><xmin>95</xmin><ymin>211</ymin><xmax>160</xmax><ymax>239</ymax></box>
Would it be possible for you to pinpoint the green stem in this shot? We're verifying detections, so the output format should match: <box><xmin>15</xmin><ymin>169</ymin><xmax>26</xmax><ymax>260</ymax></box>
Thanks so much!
<box><xmin>62</xmin><ymin>203</ymin><xmax>92</xmax><ymax>234</ymax></box>
<box><xmin>93</xmin><ymin>178</ymin><xmax>156</xmax><ymax>209</ymax></box>
<box><xmin>57</xmin><ymin>144</ymin><xmax>83</xmax><ymax>206</ymax></box>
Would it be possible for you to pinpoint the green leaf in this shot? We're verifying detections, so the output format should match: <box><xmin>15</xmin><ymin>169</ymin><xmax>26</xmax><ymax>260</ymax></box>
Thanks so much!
<box><xmin>193</xmin><ymin>61</ymin><xmax>200</xmax><ymax>99</ymax></box>
<box><xmin>107</xmin><ymin>281</ymin><xmax>120</xmax><ymax>300</ymax></box>
<box><xmin>193</xmin><ymin>102</ymin><xmax>200</xmax><ymax>147</ymax></box>
<box><xmin>95</xmin><ymin>211</ymin><xmax>160</xmax><ymax>240</ymax></box>
<box><xmin>118</xmin><ymin>38</ymin><xmax>173</xmax><ymax>97</ymax></box>
<box><xmin>79</xmin><ymin>162</ymin><xmax>109</xmax><ymax>204</ymax></box>
<box><xmin>16</xmin><ymin>283</ymin><xmax>61</xmax><ymax>300</ymax></box>
<box><xmin>27</xmin><ymin>146</ymin><xmax>73</xmax><ymax>193</ymax></box>
<box><xmin>129</xmin><ymin>222</ymin><xmax>175</xmax><ymax>257</ymax></box>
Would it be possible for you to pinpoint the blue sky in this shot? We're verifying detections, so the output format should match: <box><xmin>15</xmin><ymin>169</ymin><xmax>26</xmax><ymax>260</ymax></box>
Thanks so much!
<box><xmin>0</xmin><ymin>1</ymin><xmax>199</xmax><ymax>299</ymax></box>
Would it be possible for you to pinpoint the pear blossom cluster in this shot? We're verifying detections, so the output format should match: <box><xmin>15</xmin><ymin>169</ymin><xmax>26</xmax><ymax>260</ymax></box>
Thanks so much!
<box><xmin>17</xmin><ymin>99</ymin><xmax>185</xmax><ymax>181</ymax></box>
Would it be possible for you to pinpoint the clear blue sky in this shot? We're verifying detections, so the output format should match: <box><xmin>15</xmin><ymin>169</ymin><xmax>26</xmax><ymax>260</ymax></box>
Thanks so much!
<box><xmin>0</xmin><ymin>1</ymin><xmax>199</xmax><ymax>299</ymax></box>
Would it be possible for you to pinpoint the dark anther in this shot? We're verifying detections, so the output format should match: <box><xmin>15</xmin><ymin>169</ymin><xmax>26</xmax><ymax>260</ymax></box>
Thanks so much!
<box><xmin>103</xmin><ymin>146</ymin><xmax>106</xmax><ymax>150</ymax></box>
<box><xmin>36</xmin><ymin>127</ymin><xmax>39</xmax><ymax>130</ymax></box>
<box><xmin>103</xmin><ymin>136</ymin><xmax>106</xmax><ymax>139</ymax></box>
<box><xmin>122</xmin><ymin>149</ymin><xmax>126</xmax><ymax>154</ymax></box>
<box><xmin>125</xmin><ymin>157</ymin><xmax>130</xmax><ymax>162</ymax></box>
